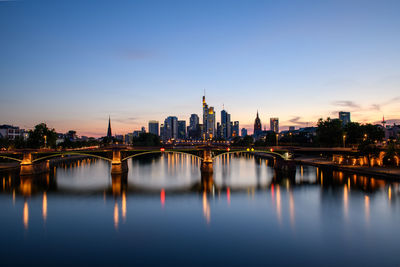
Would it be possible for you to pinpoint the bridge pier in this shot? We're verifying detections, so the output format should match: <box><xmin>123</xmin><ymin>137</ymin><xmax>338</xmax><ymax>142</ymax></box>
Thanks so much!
<box><xmin>201</xmin><ymin>171</ymin><xmax>214</xmax><ymax>192</ymax></box>
<box><xmin>111</xmin><ymin>172</ymin><xmax>128</xmax><ymax>196</ymax></box>
<box><xmin>20</xmin><ymin>152</ymin><xmax>50</xmax><ymax>176</ymax></box>
<box><xmin>273</xmin><ymin>159</ymin><xmax>296</xmax><ymax>178</ymax></box>
<box><xmin>111</xmin><ymin>147</ymin><xmax>128</xmax><ymax>175</ymax></box>
<box><xmin>200</xmin><ymin>148</ymin><xmax>213</xmax><ymax>174</ymax></box>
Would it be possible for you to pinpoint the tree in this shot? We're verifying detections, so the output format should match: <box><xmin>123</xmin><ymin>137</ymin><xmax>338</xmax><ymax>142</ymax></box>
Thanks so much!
<box><xmin>383</xmin><ymin>142</ymin><xmax>399</xmax><ymax>166</ymax></box>
<box><xmin>316</xmin><ymin>118</ymin><xmax>343</xmax><ymax>147</ymax></box>
<box><xmin>27</xmin><ymin>123</ymin><xmax>57</xmax><ymax>148</ymax></box>
<box><xmin>362</xmin><ymin>124</ymin><xmax>385</xmax><ymax>142</ymax></box>
<box><xmin>343</xmin><ymin>122</ymin><xmax>363</xmax><ymax>145</ymax></box>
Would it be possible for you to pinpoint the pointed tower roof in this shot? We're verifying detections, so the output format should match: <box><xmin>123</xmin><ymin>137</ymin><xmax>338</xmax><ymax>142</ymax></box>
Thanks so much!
<box><xmin>107</xmin><ymin>116</ymin><xmax>112</xmax><ymax>138</ymax></box>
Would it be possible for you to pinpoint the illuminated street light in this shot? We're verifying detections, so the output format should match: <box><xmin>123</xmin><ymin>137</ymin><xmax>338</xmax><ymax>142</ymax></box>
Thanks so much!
<box><xmin>276</xmin><ymin>134</ymin><xmax>279</xmax><ymax>146</ymax></box>
<box><xmin>343</xmin><ymin>135</ymin><xmax>346</xmax><ymax>148</ymax></box>
<box><xmin>44</xmin><ymin>135</ymin><xmax>47</xmax><ymax>149</ymax></box>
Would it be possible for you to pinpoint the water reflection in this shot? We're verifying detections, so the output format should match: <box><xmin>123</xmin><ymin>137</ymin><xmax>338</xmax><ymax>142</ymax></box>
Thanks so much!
<box><xmin>1</xmin><ymin>153</ymin><xmax>400</xmax><ymax>265</ymax></box>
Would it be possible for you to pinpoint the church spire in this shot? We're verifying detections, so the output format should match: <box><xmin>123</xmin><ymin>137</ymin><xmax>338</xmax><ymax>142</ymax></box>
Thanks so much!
<box><xmin>107</xmin><ymin>116</ymin><xmax>112</xmax><ymax>138</ymax></box>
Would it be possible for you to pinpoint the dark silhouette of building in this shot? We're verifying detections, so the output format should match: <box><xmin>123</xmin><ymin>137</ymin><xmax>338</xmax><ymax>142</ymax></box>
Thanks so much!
<box><xmin>254</xmin><ymin>111</ymin><xmax>262</xmax><ymax>136</ymax></box>
<box><xmin>107</xmin><ymin>116</ymin><xmax>112</xmax><ymax>138</ymax></box>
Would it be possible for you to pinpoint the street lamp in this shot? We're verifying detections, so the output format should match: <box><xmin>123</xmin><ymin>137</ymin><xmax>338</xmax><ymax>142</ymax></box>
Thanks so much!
<box><xmin>276</xmin><ymin>133</ymin><xmax>279</xmax><ymax>147</ymax></box>
<box><xmin>289</xmin><ymin>132</ymin><xmax>293</xmax><ymax>146</ymax></box>
<box><xmin>363</xmin><ymin>133</ymin><xmax>367</xmax><ymax>141</ymax></box>
<box><xmin>44</xmin><ymin>135</ymin><xmax>47</xmax><ymax>149</ymax></box>
<box><xmin>343</xmin><ymin>134</ymin><xmax>346</xmax><ymax>148</ymax></box>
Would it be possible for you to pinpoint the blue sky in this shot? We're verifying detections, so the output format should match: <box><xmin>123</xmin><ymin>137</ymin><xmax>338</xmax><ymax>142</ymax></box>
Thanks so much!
<box><xmin>1</xmin><ymin>0</ymin><xmax>399</xmax><ymax>136</ymax></box>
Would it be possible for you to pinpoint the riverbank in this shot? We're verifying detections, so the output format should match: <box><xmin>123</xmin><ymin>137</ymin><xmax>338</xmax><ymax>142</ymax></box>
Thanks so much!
<box><xmin>295</xmin><ymin>156</ymin><xmax>400</xmax><ymax>179</ymax></box>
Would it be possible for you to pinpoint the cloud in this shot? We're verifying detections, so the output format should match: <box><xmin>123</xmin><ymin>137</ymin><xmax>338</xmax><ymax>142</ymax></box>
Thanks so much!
<box><xmin>331</xmin><ymin>100</ymin><xmax>360</xmax><ymax>109</ymax></box>
<box><xmin>287</xmin><ymin>116</ymin><xmax>311</xmax><ymax>127</ymax></box>
<box><xmin>113</xmin><ymin>117</ymin><xmax>137</xmax><ymax>124</ymax></box>
<box><xmin>373</xmin><ymin>119</ymin><xmax>400</xmax><ymax>125</ymax></box>
<box><xmin>119</xmin><ymin>49</ymin><xmax>157</xmax><ymax>61</ymax></box>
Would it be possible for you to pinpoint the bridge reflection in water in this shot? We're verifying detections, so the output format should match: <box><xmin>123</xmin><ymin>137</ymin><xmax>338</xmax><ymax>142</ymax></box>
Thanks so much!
<box><xmin>1</xmin><ymin>153</ymin><xmax>399</xmax><ymax>230</ymax></box>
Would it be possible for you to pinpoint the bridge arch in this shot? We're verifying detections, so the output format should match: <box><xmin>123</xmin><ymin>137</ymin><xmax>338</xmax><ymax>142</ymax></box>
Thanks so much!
<box><xmin>212</xmin><ymin>150</ymin><xmax>288</xmax><ymax>160</ymax></box>
<box><xmin>0</xmin><ymin>155</ymin><xmax>22</xmax><ymax>162</ymax></box>
<box><xmin>31</xmin><ymin>152</ymin><xmax>113</xmax><ymax>163</ymax></box>
<box><xmin>121</xmin><ymin>150</ymin><xmax>203</xmax><ymax>162</ymax></box>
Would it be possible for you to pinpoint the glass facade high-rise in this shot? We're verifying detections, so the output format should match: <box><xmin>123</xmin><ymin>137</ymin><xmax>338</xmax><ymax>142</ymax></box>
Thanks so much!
<box><xmin>270</xmin><ymin>118</ymin><xmax>279</xmax><ymax>133</ymax></box>
<box><xmin>178</xmin><ymin>120</ymin><xmax>186</xmax><ymax>139</ymax></box>
<box><xmin>221</xmin><ymin>109</ymin><xmax>231</xmax><ymax>139</ymax></box>
<box><xmin>189</xmin><ymin>114</ymin><xmax>199</xmax><ymax>131</ymax></box>
<box><xmin>232</xmin><ymin>121</ymin><xmax>239</xmax><ymax>137</ymax></box>
<box><xmin>202</xmin><ymin>95</ymin><xmax>215</xmax><ymax>139</ymax></box>
<box><xmin>163</xmin><ymin>116</ymin><xmax>178</xmax><ymax>140</ymax></box>
<box><xmin>339</xmin><ymin>111</ymin><xmax>351</xmax><ymax>125</ymax></box>
<box><xmin>241</xmin><ymin>128</ymin><xmax>248</xmax><ymax>137</ymax></box>
<box><xmin>148</xmin><ymin>120</ymin><xmax>159</xmax><ymax>136</ymax></box>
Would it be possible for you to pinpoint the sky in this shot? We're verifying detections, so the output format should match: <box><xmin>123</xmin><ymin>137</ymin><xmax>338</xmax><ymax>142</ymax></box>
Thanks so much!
<box><xmin>0</xmin><ymin>0</ymin><xmax>399</xmax><ymax>137</ymax></box>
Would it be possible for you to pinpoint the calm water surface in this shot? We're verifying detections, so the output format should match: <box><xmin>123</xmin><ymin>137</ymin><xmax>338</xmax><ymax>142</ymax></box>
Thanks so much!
<box><xmin>1</xmin><ymin>153</ymin><xmax>400</xmax><ymax>266</ymax></box>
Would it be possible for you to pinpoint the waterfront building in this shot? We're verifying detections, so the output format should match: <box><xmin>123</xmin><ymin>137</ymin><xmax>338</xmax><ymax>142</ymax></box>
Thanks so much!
<box><xmin>254</xmin><ymin>111</ymin><xmax>262</xmax><ymax>137</ymax></box>
<box><xmin>0</xmin><ymin>125</ymin><xmax>25</xmax><ymax>140</ymax></box>
<box><xmin>189</xmin><ymin>114</ymin><xmax>199</xmax><ymax>131</ymax></box>
<box><xmin>148</xmin><ymin>121</ymin><xmax>159</xmax><ymax>136</ymax></box>
<box><xmin>241</xmin><ymin>128</ymin><xmax>248</xmax><ymax>137</ymax></box>
<box><xmin>270</xmin><ymin>118</ymin><xmax>279</xmax><ymax>133</ymax></box>
<box><xmin>178</xmin><ymin>120</ymin><xmax>186</xmax><ymax>139</ymax></box>
<box><xmin>133</xmin><ymin>131</ymin><xmax>142</xmax><ymax>137</ymax></box>
<box><xmin>339</xmin><ymin>111</ymin><xmax>351</xmax><ymax>125</ymax></box>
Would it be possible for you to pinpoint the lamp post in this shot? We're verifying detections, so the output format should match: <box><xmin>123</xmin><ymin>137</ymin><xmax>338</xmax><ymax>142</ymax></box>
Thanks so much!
<box><xmin>289</xmin><ymin>132</ymin><xmax>293</xmax><ymax>146</ymax></box>
<box><xmin>363</xmin><ymin>133</ymin><xmax>367</xmax><ymax>141</ymax></box>
<box><xmin>276</xmin><ymin>133</ymin><xmax>279</xmax><ymax>147</ymax></box>
<box><xmin>343</xmin><ymin>134</ymin><xmax>346</xmax><ymax>148</ymax></box>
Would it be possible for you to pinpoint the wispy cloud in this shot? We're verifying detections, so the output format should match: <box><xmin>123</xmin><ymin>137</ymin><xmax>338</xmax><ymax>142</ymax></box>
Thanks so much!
<box><xmin>331</xmin><ymin>100</ymin><xmax>360</xmax><ymax>109</ymax></box>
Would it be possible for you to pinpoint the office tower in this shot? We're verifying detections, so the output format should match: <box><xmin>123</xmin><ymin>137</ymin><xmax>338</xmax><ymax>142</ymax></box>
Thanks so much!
<box><xmin>270</xmin><ymin>118</ymin><xmax>279</xmax><ymax>133</ymax></box>
<box><xmin>148</xmin><ymin>121</ymin><xmax>159</xmax><ymax>136</ymax></box>
<box><xmin>232</xmin><ymin>121</ymin><xmax>239</xmax><ymax>137</ymax></box>
<box><xmin>189</xmin><ymin>114</ymin><xmax>199</xmax><ymax>131</ymax></box>
<box><xmin>164</xmin><ymin>116</ymin><xmax>178</xmax><ymax>140</ymax></box>
<box><xmin>217</xmin><ymin>122</ymin><xmax>221</xmax><ymax>138</ymax></box>
<box><xmin>221</xmin><ymin>109</ymin><xmax>232</xmax><ymax>139</ymax></box>
<box><xmin>254</xmin><ymin>111</ymin><xmax>262</xmax><ymax>136</ymax></box>
<box><xmin>178</xmin><ymin>120</ymin><xmax>186</xmax><ymax>139</ymax></box>
<box><xmin>202</xmin><ymin>95</ymin><xmax>208</xmax><ymax>138</ymax></box>
<box><xmin>207</xmin><ymin>107</ymin><xmax>216</xmax><ymax>139</ymax></box>
<box><xmin>160</xmin><ymin>124</ymin><xmax>165</xmax><ymax>140</ymax></box>
<box><xmin>339</xmin><ymin>111</ymin><xmax>351</xmax><ymax>125</ymax></box>
<box><xmin>241</xmin><ymin>128</ymin><xmax>248</xmax><ymax>137</ymax></box>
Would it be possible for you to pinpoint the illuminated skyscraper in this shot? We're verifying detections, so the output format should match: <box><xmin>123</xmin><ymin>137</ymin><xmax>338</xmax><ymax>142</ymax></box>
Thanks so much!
<box><xmin>202</xmin><ymin>95</ymin><xmax>208</xmax><ymax>138</ymax></box>
<box><xmin>163</xmin><ymin>116</ymin><xmax>178</xmax><ymax>140</ymax></box>
<box><xmin>207</xmin><ymin>107</ymin><xmax>215</xmax><ymax>139</ymax></box>
<box><xmin>270</xmin><ymin>118</ymin><xmax>279</xmax><ymax>133</ymax></box>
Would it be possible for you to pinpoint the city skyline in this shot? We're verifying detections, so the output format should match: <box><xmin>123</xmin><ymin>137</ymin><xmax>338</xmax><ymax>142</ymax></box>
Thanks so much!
<box><xmin>1</xmin><ymin>0</ymin><xmax>400</xmax><ymax>136</ymax></box>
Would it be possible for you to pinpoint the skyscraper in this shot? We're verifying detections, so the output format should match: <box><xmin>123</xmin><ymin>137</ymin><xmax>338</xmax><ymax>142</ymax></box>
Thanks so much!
<box><xmin>107</xmin><ymin>116</ymin><xmax>112</xmax><ymax>138</ymax></box>
<box><xmin>178</xmin><ymin>120</ymin><xmax>186</xmax><ymax>139</ymax></box>
<box><xmin>270</xmin><ymin>118</ymin><xmax>279</xmax><ymax>133</ymax></box>
<box><xmin>189</xmin><ymin>114</ymin><xmax>199</xmax><ymax>131</ymax></box>
<box><xmin>254</xmin><ymin>111</ymin><xmax>262</xmax><ymax>136</ymax></box>
<box><xmin>163</xmin><ymin>116</ymin><xmax>178</xmax><ymax>140</ymax></box>
<box><xmin>221</xmin><ymin>109</ymin><xmax>231</xmax><ymax>139</ymax></box>
<box><xmin>241</xmin><ymin>128</ymin><xmax>248</xmax><ymax>137</ymax></box>
<box><xmin>339</xmin><ymin>111</ymin><xmax>351</xmax><ymax>125</ymax></box>
<box><xmin>202</xmin><ymin>94</ymin><xmax>215</xmax><ymax>139</ymax></box>
<box><xmin>232</xmin><ymin>121</ymin><xmax>239</xmax><ymax>137</ymax></box>
<box><xmin>207</xmin><ymin>107</ymin><xmax>216</xmax><ymax>139</ymax></box>
<box><xmin>202</xmin><ymin>95</ymin><xmax>208</xmax><ymax>138</ymax></box>
<box><xmin>148</xmin><ymin>120</ymin><xmax>159</xmax><ymax>136</ymax></box>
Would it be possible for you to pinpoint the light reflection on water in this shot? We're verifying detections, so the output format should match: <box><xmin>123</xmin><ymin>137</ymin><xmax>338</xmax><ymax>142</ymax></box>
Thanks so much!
<box><xmin>1</xmin><ymin>153</ymin><xmax>400</xmax><ymax>266</ymax></box>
